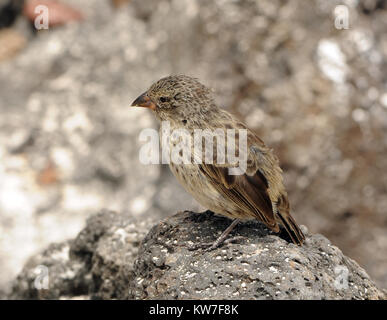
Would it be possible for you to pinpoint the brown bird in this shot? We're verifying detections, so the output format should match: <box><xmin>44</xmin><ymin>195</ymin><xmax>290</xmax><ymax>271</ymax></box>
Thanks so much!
<box><xmin>132</xmin><ymin>75</ymin><xmax>305</xmax><ymax>248</ymax></box>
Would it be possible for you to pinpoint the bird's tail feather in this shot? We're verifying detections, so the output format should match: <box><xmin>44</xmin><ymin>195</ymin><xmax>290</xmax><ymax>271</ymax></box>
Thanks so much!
<box><xmin>276</xmin><ymin>212</ymin><xmax>305</xmax><ymax>245</ymax></box>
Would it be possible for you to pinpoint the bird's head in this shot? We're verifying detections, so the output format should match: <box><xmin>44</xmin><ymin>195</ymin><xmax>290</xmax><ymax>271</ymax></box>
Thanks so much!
<box><xmin>131</xmin><ymin>75</ymin><xmax>216</xmax><ymax>124</ymax></box>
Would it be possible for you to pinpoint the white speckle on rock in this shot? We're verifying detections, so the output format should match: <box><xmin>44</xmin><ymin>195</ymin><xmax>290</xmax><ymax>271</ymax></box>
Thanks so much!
<box><xmin>269</xmin><ymin>266</ymin><xmax>278</xmax><ymax>273</ymax></box>
<box><xmin>114</xmin><ymin>228</ymin><xmax>127</xmax><ymax>243</ymax></box>
<box><xmin>51</xmin><ymin>245</ymin><xmax>70</xmax><ymax>262</ymax></box>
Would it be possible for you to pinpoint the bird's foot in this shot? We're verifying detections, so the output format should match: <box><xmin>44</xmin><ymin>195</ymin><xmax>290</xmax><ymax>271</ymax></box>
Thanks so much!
<box><xmin>187</xmin><ymin>236</ymin><xmax>245</xmax><ymax>251</ymax></box>
<box><xmin>189</xmin><ymin>218</ymin><xmax>242</xmax><ymax>251</ymax></box>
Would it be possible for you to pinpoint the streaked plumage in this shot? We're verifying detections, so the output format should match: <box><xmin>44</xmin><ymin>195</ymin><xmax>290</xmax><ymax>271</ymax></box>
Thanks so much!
<box><xmin>132</xmin><ymin>75</ymin><xmax>305</xmax><ymax>245</ymax></box>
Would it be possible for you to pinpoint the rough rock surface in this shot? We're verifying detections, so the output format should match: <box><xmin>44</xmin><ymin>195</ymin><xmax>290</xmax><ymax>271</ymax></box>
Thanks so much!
<box><xmin>9</xmin><ymin>210</ymin><xmax>386</xmax><ymax>300</ymax></box>
<box><xmin>9</xmin><ymin>210</ymin><xmax>154</xmax><ymax>299</ymax></box>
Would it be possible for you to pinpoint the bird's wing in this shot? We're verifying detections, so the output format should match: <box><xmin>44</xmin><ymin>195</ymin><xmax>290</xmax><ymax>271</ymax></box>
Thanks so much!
<box><xmin>198</xmin><ymin>130</ymin><xmax>280</xmax><ymax>231</ymax></box>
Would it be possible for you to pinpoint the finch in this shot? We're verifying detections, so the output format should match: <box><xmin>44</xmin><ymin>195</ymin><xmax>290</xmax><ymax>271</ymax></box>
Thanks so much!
<box><xmin>132</xmin><ymin>75</ymin><xmax>305</xmax><ymax>248</ymax></box>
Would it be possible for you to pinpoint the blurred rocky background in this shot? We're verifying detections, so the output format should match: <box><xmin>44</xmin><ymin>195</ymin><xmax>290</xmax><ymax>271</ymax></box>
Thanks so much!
<box><xmin>0</xmin><ymin>0</ymin><xmax>386</xmax><ymax>296</ymax></box>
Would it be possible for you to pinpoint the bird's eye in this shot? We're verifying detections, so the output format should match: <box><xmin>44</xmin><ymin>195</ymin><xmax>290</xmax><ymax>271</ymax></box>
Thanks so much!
<box><xmin>160</xmin><ymin>96</ymin><xmax>169</xmax><ymax>103</ymax></box>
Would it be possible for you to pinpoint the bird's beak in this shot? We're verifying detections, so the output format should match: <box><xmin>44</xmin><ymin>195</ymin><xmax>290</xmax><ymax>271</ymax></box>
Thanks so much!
<box><xmin>131</xmin><ymin>92</ymin><xmax>156</xmax><ymax>110</ymax></box>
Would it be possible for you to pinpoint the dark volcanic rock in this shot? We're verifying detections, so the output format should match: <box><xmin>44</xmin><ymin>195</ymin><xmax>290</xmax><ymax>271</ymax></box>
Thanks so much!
<box><xmin>131</xmin><ymin>211</ymin><xmax>385</xmax><ymax>300</ymax></box>
<box><xmin>9</xmin><ymin>210</ymin><xmax>386</xmax><ymax>300</ymax></box>
<box><xmin>10</xmin><ymin>210</ymin><xmax>154</xmax><ymax>299</ymax></box>
<box><xmin>9</xmin><ymin>241</ymin><xmax>90</xmax><ymax>300</ymax></box>
<box><xmin>88</xmin><ymin>213</ymin><xmax>153</xmax><ymax>299</ymax></box>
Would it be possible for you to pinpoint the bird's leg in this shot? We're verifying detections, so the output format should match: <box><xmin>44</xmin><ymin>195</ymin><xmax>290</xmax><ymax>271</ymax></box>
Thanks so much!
<box><xmin>210</xmin><ymin>219</ymin><xmax>240</xmax><ymax>250</ymax></box>
<box><xmin>187</xmin><ymin>219</ymin><xmax>243</xmax><ymax>251</ymax></box>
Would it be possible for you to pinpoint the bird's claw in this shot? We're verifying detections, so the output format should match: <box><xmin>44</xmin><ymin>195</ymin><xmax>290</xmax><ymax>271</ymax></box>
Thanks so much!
<box><xmin>187</xmin><ymin>235</ymin><xmax>245</xmax><ymax>251</ymax></box>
